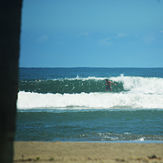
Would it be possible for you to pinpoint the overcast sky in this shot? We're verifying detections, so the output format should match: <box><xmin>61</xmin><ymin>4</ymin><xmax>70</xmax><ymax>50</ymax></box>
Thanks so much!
<box><xmin>20</xmin><ymin>0</ymin><xmax>163</xmax><ymax>67</ymax></box>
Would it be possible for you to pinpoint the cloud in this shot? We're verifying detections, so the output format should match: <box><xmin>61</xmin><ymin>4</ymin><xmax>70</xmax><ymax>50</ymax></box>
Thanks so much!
<box><xmin>99</xmin><ymin>33</ymin><xmax>127</xmax><ymax>46</ymax></box>
<box><xmin>99</xmin><ymin>38</ymin><xmax>112</xmax><ymax>46</ymax></box>
<box><xmin>79</xmin><ymin>32</ymin><xmax>89</xmax><ymax>37</ymax></box>
<box><xmin>143</xmin><ymin>35</ymin><xmax>155</xmax><ymax>44</ymax></box>
<box><xmin>37</xmin><ymin>34</ymin><xmax>49</xmax><ymax>43</ymax></box>
<box><xmin>116</xmin><ymin>33</ymin><xmax>127</xmax><ymax>38</ymax></box>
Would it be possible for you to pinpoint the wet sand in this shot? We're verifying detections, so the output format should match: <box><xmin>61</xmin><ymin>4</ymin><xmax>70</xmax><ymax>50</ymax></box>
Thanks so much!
<box><xmin>14</xmin><ymin>141</ymin><xmax>163</xmax><ymax>163</ymax></box>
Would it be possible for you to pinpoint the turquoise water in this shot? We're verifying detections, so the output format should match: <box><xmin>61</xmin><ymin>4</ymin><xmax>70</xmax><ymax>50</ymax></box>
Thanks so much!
<box><xmin>16</xmin><ymin>68</ymin><xmax>163</xmax><ymax>142</ymax></box>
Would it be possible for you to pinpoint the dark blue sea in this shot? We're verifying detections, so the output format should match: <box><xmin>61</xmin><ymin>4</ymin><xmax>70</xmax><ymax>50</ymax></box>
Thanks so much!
<box><xmin>16</xmin><ymin>68</ymin><xmax>163</xmax><ymax>143</ymax></box>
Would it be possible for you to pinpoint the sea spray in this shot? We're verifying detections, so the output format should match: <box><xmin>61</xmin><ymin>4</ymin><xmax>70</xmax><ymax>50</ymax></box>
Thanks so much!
<box><xmin>110</xmin><ymin>75</ymin><xmax>163</xmax><ymax>94</ymax></box>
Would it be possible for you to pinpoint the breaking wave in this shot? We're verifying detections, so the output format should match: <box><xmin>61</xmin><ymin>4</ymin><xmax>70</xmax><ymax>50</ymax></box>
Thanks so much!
<box><xmin>17</xmin><ymin>75</ymin><xmax>163</xmax><ymax>110</ymax></box>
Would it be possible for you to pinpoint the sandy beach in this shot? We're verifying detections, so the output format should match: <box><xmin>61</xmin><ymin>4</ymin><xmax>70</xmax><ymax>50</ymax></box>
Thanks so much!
<box><xmin>14</xmin><ymin>142</ymin><xmax>163</xmax><ymax>163</ymax></box>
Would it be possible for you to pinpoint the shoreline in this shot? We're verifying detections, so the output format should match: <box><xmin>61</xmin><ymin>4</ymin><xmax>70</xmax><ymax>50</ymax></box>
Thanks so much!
<box><xmin>14</xmin><ymin>141</ymin><xmax>163</xmax><ymax>163</ymax></box>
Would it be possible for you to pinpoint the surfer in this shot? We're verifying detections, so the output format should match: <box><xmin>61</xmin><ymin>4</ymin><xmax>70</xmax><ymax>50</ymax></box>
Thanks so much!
<box><xmin>105</xmin><ymin>79</ymin><xmax>116</xmax><ymax>91</ymax></box>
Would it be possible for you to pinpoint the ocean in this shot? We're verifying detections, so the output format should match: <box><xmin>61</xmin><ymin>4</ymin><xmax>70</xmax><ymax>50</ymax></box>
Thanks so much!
<box><xmin>16</xmin><ymin>68</ymin><xmax>163</xmax><ymax>143</ymax></box>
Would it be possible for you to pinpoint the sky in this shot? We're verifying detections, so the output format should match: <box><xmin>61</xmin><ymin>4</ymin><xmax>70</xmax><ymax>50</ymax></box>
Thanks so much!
<box><xmin>20</xmin><ymin>0</ymin><xmax>163</xmax><ymax>67</ymax></box>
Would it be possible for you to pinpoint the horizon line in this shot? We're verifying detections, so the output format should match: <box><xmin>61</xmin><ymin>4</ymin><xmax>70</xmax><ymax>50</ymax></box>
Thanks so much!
<box><xmin>19</xmin><ymin>66</ymin><xmax>163</xmax><ymax>69</ymax></box>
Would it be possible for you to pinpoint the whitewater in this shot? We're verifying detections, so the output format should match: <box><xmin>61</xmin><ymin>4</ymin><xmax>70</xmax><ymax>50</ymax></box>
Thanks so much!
<box><xmin>17</xmin><ymin>75</ymin><xmax>163</xmax><ymax>110</ymax></box>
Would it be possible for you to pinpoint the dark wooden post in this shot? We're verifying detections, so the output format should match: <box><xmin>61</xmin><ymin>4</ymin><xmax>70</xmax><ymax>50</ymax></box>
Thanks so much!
<box><xmin>0</xmin><ymin>1</ymin><xmax>22</xmax><ymax>162</ymax></box>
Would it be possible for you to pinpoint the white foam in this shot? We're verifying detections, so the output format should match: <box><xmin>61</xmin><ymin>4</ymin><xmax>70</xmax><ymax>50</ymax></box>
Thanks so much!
<box><xmin>110</xmin><ymin>75</ymin><xmax>163</xmax><ymax>94</ymax></box>
<box><xmin>17</xmin><ymin>91</ymin><xmax>163</xmax><ymax>110</ymax></box>
<box><xmin>138</xmin><ymin>137</ymin><xmax>145</xmax><ymax>141</ymax></box>
<box><xmin>52</xmin><ymin>76</ymin><xmax>106</xmax><ymax>81</ymax></box>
